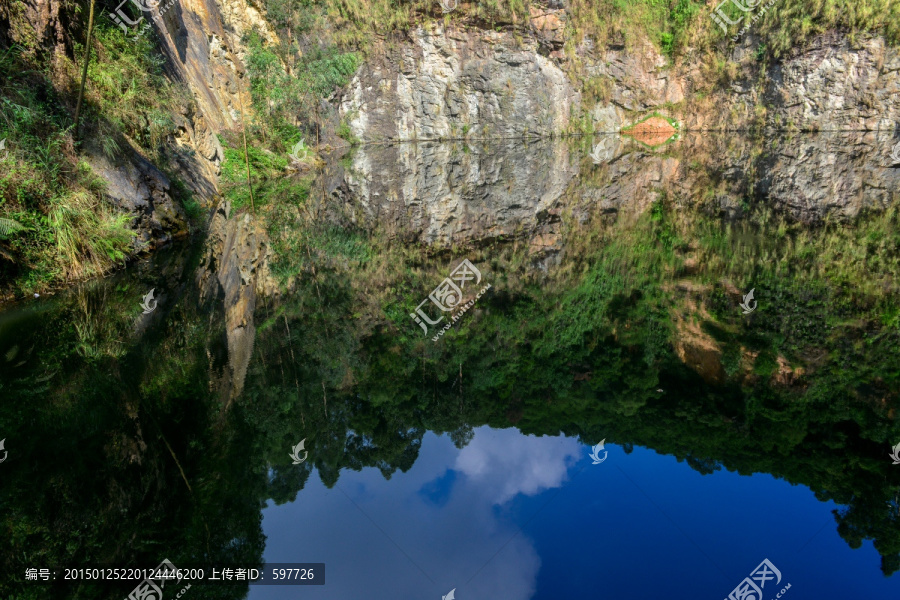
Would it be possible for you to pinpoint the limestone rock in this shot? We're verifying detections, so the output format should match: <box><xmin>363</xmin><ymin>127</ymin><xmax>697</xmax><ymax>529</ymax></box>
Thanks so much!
<box><xmin>325</xmin><ymin>131</ymin><xmax>898</xmax><ymax>241</ymax></box>
<box><xmin>756</xmin><ymin>131</ymin><xmax>900</xmax><ymax>222</ymax></box>
<box><xmin>765</xmin><ymin>32</ymin><xmax>900</xmax><ymax>131</ymax></box>
<box><xmin>340</xmin><ymin>24</ymin><xmax>579</xmax><ymax>142</ymax></box>
<box><xmin>529</xmin><ymin>7</ymin><xmax>566</xmax><ymax>47</ymax></box>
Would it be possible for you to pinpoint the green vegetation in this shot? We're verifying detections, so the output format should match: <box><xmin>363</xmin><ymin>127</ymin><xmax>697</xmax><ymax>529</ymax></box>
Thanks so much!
<box><xmin>0</xmin><ymin>12</ymin><xmax>195</xmax><ymax>295</ymax></box>
<box><xmin>0</xmin><ymin>252</ymin><xmax>263</xmax><ymax>599</ymax></box>
<box><xmin>581</xmin><ymin>75</ymin><xmax>615</xmax><ymax>110</ymax></box>
<box><xmin>712</xmin><ymin>0</ymin><xmax>900</xmax><ymax>56</ymax></box>
<box><xmin>219</xmin><ymin>133</ymin><xmax>295</xmax><ymax>211</ymax></box>
<box><xmin>563</xmin><ymin>0</ymin><xmax>703</xmax><ymax>58</ymax></box>
<box><xmin>244</xmin><ymin>30</ymin><xmax>359</xmax><ymax>146</ymax></box>
<box><xmin>571</xmin><ymin>0</ymin><xmax>899</xmax><ymax>58</ymax></box>
<box><xmin>308</xmin><ymin>0</ymin><xmax>900</xmax><ymax>61</ymax></box>
<box><xmin>0</xmin><ymin>44</ymin><xmax>135</xmax><ymax>289</ymax></box>
<box><xmin>1</xmin><ymin>182</ymin><xmax>899</xmax><ymax>597</ymax></box>
<box><xmin>0</xmin><ymin>217</ymin><xmax>25</xmax><ymax>240</ymax></box>
<box><xmin>78</xmin><ymin>25</ymin><xmax>187</xmax><ymax>159</ymax></box>
<box><xmin>215</xmin><ymin>5</ymin><xmax>364</xmax><ymax>215</ymax></box>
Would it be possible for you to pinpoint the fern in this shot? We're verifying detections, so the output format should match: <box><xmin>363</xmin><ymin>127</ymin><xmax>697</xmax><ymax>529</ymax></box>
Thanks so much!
<box><xmin>0</xmin><ymin>217</ymin><xmax>25</xmax><ymax>239</ymax></box>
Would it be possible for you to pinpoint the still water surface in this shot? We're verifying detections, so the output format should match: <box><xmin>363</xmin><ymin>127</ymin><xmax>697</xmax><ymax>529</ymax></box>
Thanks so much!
<box><xmin>254</xmin><ymin>427</ymin><xmax>898</xmax><ymax>600</ymax></box>
<box><xmin>1</xmin><ymin>133</ymin><xmax>899</xmax><ymax>599</ymax></box>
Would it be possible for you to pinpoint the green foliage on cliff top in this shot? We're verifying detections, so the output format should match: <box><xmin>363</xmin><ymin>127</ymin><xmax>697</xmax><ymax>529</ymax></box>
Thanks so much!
<box><xmin>315</xmin><ymin>0</ymin><xmax>898</xmax><ymax>60</ymax></box>
<box><xmin>565</xmin><ymin>0</ymin><xmax>898</xmax><ymax>59</ymax></box>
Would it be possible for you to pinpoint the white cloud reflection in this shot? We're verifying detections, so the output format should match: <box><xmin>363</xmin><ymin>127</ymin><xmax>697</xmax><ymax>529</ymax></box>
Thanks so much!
<box><xmin>455</xmin><ymin>428</ymin><xmax>582</xmax><ymax>504</ymax></box>
<box><xmin>252</xmin><ymin>426</ymin><xmax>582</xmax><ymax>600</ymax></box>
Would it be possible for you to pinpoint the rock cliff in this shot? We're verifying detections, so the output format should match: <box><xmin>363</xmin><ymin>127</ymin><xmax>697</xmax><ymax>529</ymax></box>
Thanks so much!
<box><xmin>339</xmin><ymin>24</ymin><xmax>899</xmax><ymax>140</ymax></box>
<box><xmin>706</xmin><ymin>31</ymin><xmax>900</xmax><ymax>132</ymax></box>
<box><xmin>86</xmin><ymin>141</ymin><xmax>190</xmax><ymax>251</ymax></box>
<box><xmin>330</xmin><ymin>138</ymin><xmax>573</xmax><ymax>246</ymax></box>
<box><xmin>340</xmin><ymin>25</ymin><xmax>579</xmax><ymax>142</ymax></box>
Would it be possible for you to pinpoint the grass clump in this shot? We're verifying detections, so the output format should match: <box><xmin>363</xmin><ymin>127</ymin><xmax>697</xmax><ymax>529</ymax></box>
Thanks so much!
<box><xmin>218</xmin><ymin>11</ymin><xmax>364</xmax><ymax>217</ymax></box>
<box><xmin>0</xmin><ymin>13</ymin><xmax>198</xmax><ymax>295</ymax></box>
<box><xmin>245</xmin><ymin>31</ymin><xmax>360</xmax><ymax>146</ymax></box>
<box><xmin>73</xmin><ymin>24</ymin><xmax>188</xmax><ymax>163</ymax></box>
<box><xmin>711</xmin><ymin>0</ymin><xmax>900</xmax><ymax>57</ymax></box>
<box><xmin>565</xmin><ymin>0</ymin><xmax>703</xmax><ymax>57</ymax></box>
<box><xmin>561</xmin><ymin>0</ymin><xmax>897</xmax><ymax>62</ymax></box>
<box><xmin>44</xmin><ymin>191</ymin><xmax>135</xmax><ymax>281</ymax></box>
<box><xmin>218</xmin><ymin>133</ymin><xmax>317</xmax><ymax>213</ymax></box>
<box><xmin>0</xmin><ymin>45</ymin><xmax>139</xmax><ymax>292</ymax></box>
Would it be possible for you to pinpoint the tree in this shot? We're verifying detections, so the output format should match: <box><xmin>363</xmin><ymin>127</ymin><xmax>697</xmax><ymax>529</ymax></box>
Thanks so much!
<box><xmin>73</xmin><ymin>0</ymin><xmax>96</xmax><ymax>142</ymax></box>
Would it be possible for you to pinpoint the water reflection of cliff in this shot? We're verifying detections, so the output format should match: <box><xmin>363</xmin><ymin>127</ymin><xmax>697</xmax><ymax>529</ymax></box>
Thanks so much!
<box><xmin>328</xmin><ymin>139</ymin><xmax>575</xmax><ymax>248</ymax></box>
<box><xmin>329</xmin><ymin>131</ymin><xmax>900</xmax><ymax>247</ymax></box>
<box><xmin>1</xmin><ymin>133</ymin><xmax>900</xmax><ymax>599</ymax></box>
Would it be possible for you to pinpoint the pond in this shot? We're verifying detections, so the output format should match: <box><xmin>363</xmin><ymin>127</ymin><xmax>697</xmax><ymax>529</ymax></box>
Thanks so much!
<box><xmin>1</xmin><ymin>132</ymin><xmax>899</xmax><ymax>600</ymax></box>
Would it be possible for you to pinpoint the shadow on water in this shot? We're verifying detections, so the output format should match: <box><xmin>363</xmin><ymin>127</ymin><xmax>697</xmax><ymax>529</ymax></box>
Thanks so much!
<box><xmin>1</xmin><ymin>132</ymin><xmax>899</xmax><ymax>598</ymax></box>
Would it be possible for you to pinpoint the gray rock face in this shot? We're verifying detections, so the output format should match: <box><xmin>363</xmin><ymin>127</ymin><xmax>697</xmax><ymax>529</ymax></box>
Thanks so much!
<box><xmin>340</xmin><ymin>25</ymin><xmax>579</xmax><ymax>142</ymax></box>
<box><xmin>152</xmin><ymin>0</ymin><xmax>277</xmax><ymax>133</ymax></box>
<box><xmin>86</xmin><ymin>145</ymin><xmax>189</xmax><ymax>251</ymax></box>
<box><xmin>325</xmin><ymin>132</ymin><xmax>900</xmax><ymax>243</ymax></box>
<box><xmin>341</xmin><ymin>24</ymin><xmax>899</xmax><ymax>137</ymax></box>
<box><xmin>0</xmin><ymin>0</ymin><xmax>66</xmax><ymax>70</ymax></box>
<box><xmin>580</xmin><ymin>38</ymin><xmax>686</xmax><ymax>116</ymax></box>
<box><xmin>757</xmin><ymin>131</ymin><xmax>900</xmax><ymax>222</ymax></box>
<box><xmin>169</xmin><ymin>102</ymin><xmax>224</xmax><ymax>205</ymax></box>
<box><xmin>764</xmin><ymin>33</ymin><xmax>900</xmax><ymax>132</ymax></box>
<box><xmin>685</xmin><ymin>31</ymin><xmax>900</xmax><ymax>132</ymax></box>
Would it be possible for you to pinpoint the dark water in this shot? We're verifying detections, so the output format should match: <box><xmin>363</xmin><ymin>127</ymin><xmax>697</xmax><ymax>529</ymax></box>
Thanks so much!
<box><xmin>2</xmin><ymin>133</ymin><xmax>900</xmax><ymax>600</ymax></box>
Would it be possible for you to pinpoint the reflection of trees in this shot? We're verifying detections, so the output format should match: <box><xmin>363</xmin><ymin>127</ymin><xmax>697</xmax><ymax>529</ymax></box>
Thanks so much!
<box><xmin>1</xmin><ymin>193</ymin><xmax>899</xmax><ymax>600</ymax></box>
<box><xmin>245</xmin><ymin>198</ymin><xmax>900</xmax><ymax>575</ymax></box>
<box><xmin>0</xmin><ymin>246</ymin><xmax>263</xmax><ymax>599</ymax></box>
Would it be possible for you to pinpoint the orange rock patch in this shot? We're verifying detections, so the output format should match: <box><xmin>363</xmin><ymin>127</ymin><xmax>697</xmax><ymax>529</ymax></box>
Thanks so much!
<box><xmin>621</xmin><ymin>116</ymin><xmax>677</xmax><ymax>147</ymax></box>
